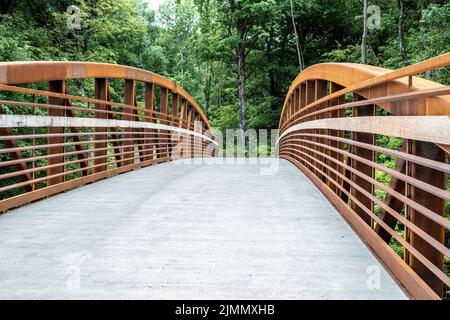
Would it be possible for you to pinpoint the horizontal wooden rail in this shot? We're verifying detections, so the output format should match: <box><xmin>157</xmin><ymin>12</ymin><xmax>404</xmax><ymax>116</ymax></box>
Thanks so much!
<box><xmin>0</xmin><ymin>115</ymin><xmax>217</xmax><ymax>145</ymax></box>
<box><xmin>278</xmin><ymin>54</ymin><xmax>450</xmax><ymax>299</ymax></box>
<box><xmin>0</xmin><ymin>98</ymin><xmax>196</xmax><ymax>129</ymax></box>
<box><xmin>279</xmin><ymin>52</ymin><xmax>450</xmax><ymax>131</ymax></box>
<box><xmin>0</xmin><ymin>61</ymin><xmax>217</xmax><ymax>212</ymax></box>
<box><xmin>279</xmin><ymin>116</ymin><xmax>450</xmax><ymax>146</ymax></box>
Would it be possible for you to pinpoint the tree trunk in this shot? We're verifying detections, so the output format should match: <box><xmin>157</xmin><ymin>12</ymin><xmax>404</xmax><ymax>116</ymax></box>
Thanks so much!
<box><xmin>397</xmin><ymin>0</ymin><xmax>409</xmax><ymax>66</ymax></box>
<box><xmin>228</xmin><ymin>0</ymin><xmax>248</xmax><ymax>147</ymax></box>
<box><xmin>204</xmin><ymin>61</ymin><xmax>211</xmax><ymax>115</ymax></box>
<box><xmin>236</xmin><ymin>23</ymin><xmax>248</xmax><ymax>140</ymax></box>
<box><xmin>289</xmin><ymin>0</ymin><xmax>303</xmax><ymax>71</ymax></box>
<box><xmin>361</xmin><ymin>0</ymin><xmax>368</xmax><ymax>64</ymax></box>
<box><xmin>218</xmin><ymin>75</ymin><xmax>222</xmax><ymax>108</ymax></box>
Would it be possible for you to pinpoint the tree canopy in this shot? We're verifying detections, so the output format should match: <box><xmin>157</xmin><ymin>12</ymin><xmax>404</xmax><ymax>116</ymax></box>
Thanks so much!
<box><xmin>1</xmin><ymin>0</ymin><xmax>449</xmax><ymax>131</ymax></box>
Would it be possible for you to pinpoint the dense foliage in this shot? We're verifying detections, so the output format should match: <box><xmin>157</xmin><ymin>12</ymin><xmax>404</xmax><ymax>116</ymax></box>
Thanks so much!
<box><xmin>1</xmin><ymin>0</ymin><xmax>449</xmax><ymax>129</ymax></box>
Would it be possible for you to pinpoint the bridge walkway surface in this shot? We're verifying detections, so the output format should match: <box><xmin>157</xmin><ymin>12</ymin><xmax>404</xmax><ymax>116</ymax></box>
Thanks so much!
<box><xmin>0</xmin><ymin>158</ymin><xmax>407</xmax><ymax>299</ymax></box>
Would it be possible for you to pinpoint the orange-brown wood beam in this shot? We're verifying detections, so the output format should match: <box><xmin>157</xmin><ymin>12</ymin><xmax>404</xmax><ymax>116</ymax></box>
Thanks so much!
<box><xmin>47</xmin><ymin>80</ymin><xmax>66</xmax><ymax>186</ymax></box>
<box><xmin>328</xmin><ymin>82</ymin><xmax>345</xmax><ymax>195</ymax></box>
<box><xmin>123</xmin><ymin>80</ymin><xmax>136</xmax><ymax>166</ymax></box>
<box><xmin>94</xmin><ymin>78</ymin><xmax>108</xmax><ymax>173</ymax></box>
<box><xmin>408</xmin><ymin>141</ymin><xmax>446</xmax><ymax>298</ymax></box>
<box><xmin>315</xmin><ymin>80</ymin><xmax>328</xmax><ymax>182</ymax></box>
<box><xmin>350</xmin><ymin>93</ymin><xmax>375</xmax><ymax>226</ymax></box>
<box><xmin>144</xmin><ymin>83</ymin><xmax>156</xmax><ymax>161</ymax></box>
<box><xmin>159</xmin><ymin>87</ymin><xmax>169</xmax><ymax>158</ymax></box>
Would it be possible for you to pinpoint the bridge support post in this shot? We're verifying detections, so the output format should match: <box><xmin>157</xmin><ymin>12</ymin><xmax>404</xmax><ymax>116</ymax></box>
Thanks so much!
<box><xmin>187</xmin><ymin>107</ymin><xmax>194</xmax><ymax>158</ymax></box>
<box><xmin>286</xmin><ymin>97</ymin><xmax>290</xmax><ymax>121</ymax></box>
<box><xmin>177</xmin><ymin>100</ymin><xmax>188</xmax><ymax>159</ymax></box>
<box><xmin>179</xmin><ymin>99</ymin><xmax>187</xmax><ymax>129</ymax></box>
<box><xmin>144</xmin><ymin>83</ymin><xmax>156</xmax><ymax>161</ymax></box>
<box><xmin>315</xmin><ymin>80</ymin><xmax>328</xmax><ymax>182</ymax></box>
<box><xmin>305</xmin><ymin>81</ymin><xmax>315</xmax><ymax>174</ymax></box>
<box><xmin>171</xmin><ymin>93</ymin><xmax>179</xmax><ymax>126</ymax></box>
<box><xmin>94</xmin><ymin>78</ymin><xmax>108</xmax><ymax>173</ymax></box>
<box><xmin>328</xmin><ymin>83</ymin><xmax>345</xmax><ymax>195</ymax></box>
<box><xmin>105</xmin><ymin>91</ymin><xmax>123</xmax><ymax>167</ymax></box>
<box><xmin>298</xmin><ymin>83</ymin><xmax>307</xmax><ymax>168</ymax></box>
<box><xmin>407</xmin><ymin>140</ymin><xmax>445</xmax><ymax>297</ymax></box>
<box><xmin>47</xmin><ymin>80</ymin><xmax>66</xmax><ymax>186</ymax></box>
<box><xmin>293</xmin><ymin>88</ymin><xmax>299</xmax><ymax>116</ymax></box>
<box><xmin>159</xmin><ymin>88</ymin><xmax>169</xmax><ymax>159</ymax></box>
<box><xmin>123</xmin><ymin>80</ymin><xmax>136</xmax><ymax>167</ymax></box>
<box><xmin>350</xmin><ymin>94</ymin><xmax>375</xmax><ymax>226</ymax></box>
<box><xmin>170</xmin><ymin>93</ymin><xmax>179</xmax><ymax>157</ymax></box>
<box><xmin>293</xmin><ymin>88</ymin><xmax>300</xmax><ymax>168</ymax></box>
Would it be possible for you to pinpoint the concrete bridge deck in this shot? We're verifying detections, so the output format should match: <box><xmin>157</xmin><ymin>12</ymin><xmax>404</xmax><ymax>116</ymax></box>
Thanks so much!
<box><xmin>0</xmin><ymin>158</ymin><xmax>407</xmax><ymax>299</ymax></box>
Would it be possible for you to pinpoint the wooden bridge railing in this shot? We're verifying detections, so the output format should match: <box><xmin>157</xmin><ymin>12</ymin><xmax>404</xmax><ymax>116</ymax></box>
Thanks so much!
<box><xmin>0</xmin><ymin>62</ymin><xmax>217</xmax><ymax>212</ymax></box>
<box><xmin>278</xmin><ymin>53</ymin><xmax>450</xmax><ymax>300</ymax></box>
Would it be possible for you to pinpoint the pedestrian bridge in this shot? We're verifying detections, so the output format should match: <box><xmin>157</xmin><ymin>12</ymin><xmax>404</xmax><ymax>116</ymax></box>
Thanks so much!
<box><xmin>0</xmin><ymin>55</ymin><xmax>449</xmax><ymax>299</ymax></box>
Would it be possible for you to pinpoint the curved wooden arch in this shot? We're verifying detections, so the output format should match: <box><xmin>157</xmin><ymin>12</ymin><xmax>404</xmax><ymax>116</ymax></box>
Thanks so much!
<box><xmin>279</xmin><ymin>52</ymin><xmax>450</xmax><ymax>131</ymax></box>
<box><xmin>0</xmin><ymin>61</ymin><xmax>210</xmax><ymax>129</ymax></box>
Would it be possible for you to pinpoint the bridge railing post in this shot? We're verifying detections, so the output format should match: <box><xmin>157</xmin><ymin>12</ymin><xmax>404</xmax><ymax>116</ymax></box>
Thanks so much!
<box><xmin>187</xmin><ymin>107</ymin><xmax>194</xmax><ymax>158</ymax></box>
<box><xmin>305</xmin><ymin>80</ymin><xmax>315</xmax><ymax>174</ymax></box>
<box><xmin>350</xmin><ymin>93</ymin><xmax>375</xmax><ymax>227</ymax></box>
<box><xmin>47</xmin><ymin>80</ymin><xmax>66</xmax><ymax>187</ymax></box>
<box><xmin>122</xmin><ymin>80</ymin><xmax>136</xmax><ymax>167</ymax></box>
<box><xmin>159</xmin><ymin>87</ymin><xmax>169</xmax><ymax>159</ymax></box>
<box><xmin>315</xmin><ymin>80</ymin><xmax>328</xmax><ymax>182</ymax></box>
<box><xmin>328</xmin><ymin>83</ymin><xmax>345</xmax><ymax>195</ymax></box>
<box><xmin>407</xmin><ymin>140</ymin><xmax>446</xmax><ymax>297</ymax></box>
<box><xmin>94</xmin><ymin>78</ymin><xmax>108</xmax><ymax>173</ymax></box>
<box><xmin>170</xmin><ymin>93</ymin><xmax>179</xmax><ymax>158</ymax></box>
<box><xmin>143</xmin><ymin>82</ymin><xmax>155</xmax><ymax>161</ymax></box>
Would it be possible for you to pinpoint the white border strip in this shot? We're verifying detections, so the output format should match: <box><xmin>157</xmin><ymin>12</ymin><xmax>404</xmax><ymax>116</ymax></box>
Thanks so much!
<box><xmin>0</xmin><ymin>114</ymin><xmax>218</xmax><ymax>146</ymax></box>
<box><xmin>277</xmin><ymin>116</ymin><xmax>450</xmax><ymax>145</ymax></box>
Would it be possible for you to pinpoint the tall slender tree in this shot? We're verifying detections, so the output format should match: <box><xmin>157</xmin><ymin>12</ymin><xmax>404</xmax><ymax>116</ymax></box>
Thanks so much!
<box><xmin>217</xmin><ymin>0</ymin><xmax>274</xmax><ymax>139</ymax></box>
<box><xmin>397</xmin><ymin>0</ymin><xmax>409</xmax><ymax>66</ymax></box>
<box><xmin>194</xmin><ymin>0</ymin><xmax>214</xmax><ymax>115</ymax></box>
<box><xmin>361</xmin><ymin>0</ymin><xmax>368</xmax><ymax>64</ymax></box>
<box><xmin>289</xmin><ymin>0</ymin><xmax>304</xmax><ymax>72</ymax></box>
